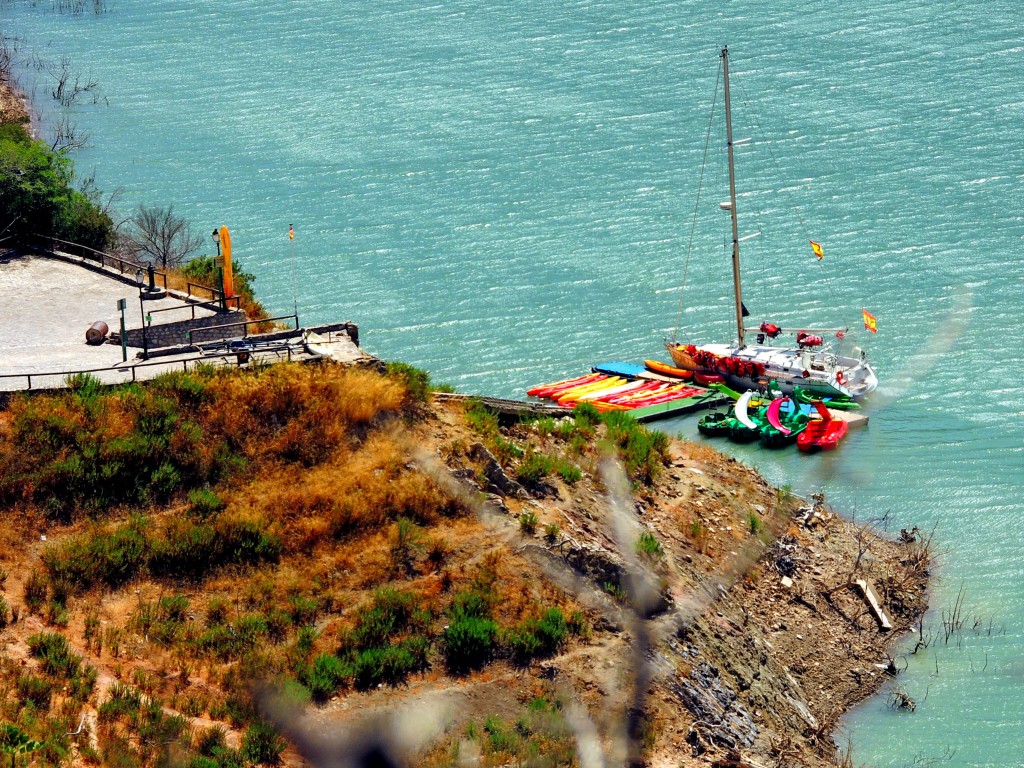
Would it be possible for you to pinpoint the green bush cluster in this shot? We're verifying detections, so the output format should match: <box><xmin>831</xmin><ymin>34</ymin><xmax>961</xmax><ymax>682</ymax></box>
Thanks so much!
<box><xmin>502</xmin><ymin>608</ymin><xmax>569</xmax><ymax>664</ymax></box>
<box><xmin>515</xmin><ymin>447</ymin><xmax>582</xmax><ymax>488</ymax></box>
<box><xmin>42</xmin><ymin>513</ymin><xmax>280</xmax><ymax>591</ymax></box>
<box><xmin>600</xmin><ymin>411</ymin><xmax>670</xmax><ymax>485</ymax></box>
<box><xmin>0</xmin><ymin>123</ymin><xmax>115</xmax><ymax>249</ymax></box>
<box><xmin>26</xmin><ymin>631</ymin><xmax>96</xmax><ymax>701</ymax></box>
<box><xmin>442</xmin><ymin>588</ymin><xmax>499</xmax><ymax>673</ymax></box>
<box><xmin>298</xmin><ymin>588</ymin><xmax>432</xmax><ymax>697</ymax></box>
<box><xmin>636</xmin><ymin>530</ymin><xmax>664</xmax><ymax>559</ymax></box>
<box><xmin>384</xmin><ymin>361</ymin><xmax>432</xmax><ymax>405</ymax></box>
<box><xmin>0</xmin><ymin>372</ymin><xmax>235</xmax><ymax>518</ymax></box>
<box><xmin>461</xmin><ymin>697</ymin><xmax>575</xmax><ymax>765</ymax></box>
<box><xmin>465</xmin><ymin>399</ymin><xmax>523</xmax><ymax>463</ymax></box>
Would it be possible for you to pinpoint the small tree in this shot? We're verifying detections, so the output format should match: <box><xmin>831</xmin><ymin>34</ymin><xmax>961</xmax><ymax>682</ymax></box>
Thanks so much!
<box><xmin>121</xmin><ymin>204</ymin><xmax>202</xmax><ymax>269</ymax></box>
<box><xmin>0</xmin><ymin>724</ymin><xmax>43</xmax><ymax>768</ymax></box>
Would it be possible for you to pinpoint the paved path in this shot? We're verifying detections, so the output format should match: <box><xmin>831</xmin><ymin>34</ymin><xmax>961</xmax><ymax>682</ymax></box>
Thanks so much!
<box><xmin>0</xmin><ymin>253</ymin><xmax>216</xmax><ymax>381</ymax></box>
<box><xmin>0</xmin><ymin>252</ymin><xmax>369</xmax><ymax>391</ymax></box>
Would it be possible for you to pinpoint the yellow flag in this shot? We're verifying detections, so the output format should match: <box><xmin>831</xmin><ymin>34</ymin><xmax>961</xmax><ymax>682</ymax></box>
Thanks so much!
<box><xmin>862</xmin><ymin>308</ymin><xmax>877</xmax><ymax>333</ymax></box>
<box><xmin>810</xmin><ymin>240</ymin><xmax>824</xmax><ymax>260</ymax></box>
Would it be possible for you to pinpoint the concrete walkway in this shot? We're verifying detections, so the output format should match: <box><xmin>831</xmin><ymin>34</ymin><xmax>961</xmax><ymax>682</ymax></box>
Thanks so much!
<box><xmin>0</xmin><ymin>252</ymin><xmax>371</xmax><ymax>392</ymax></box>
<box><xmin>0</xmin><ymin>253</ymin><xmax>215</xmax><ymax>382</ymax></box>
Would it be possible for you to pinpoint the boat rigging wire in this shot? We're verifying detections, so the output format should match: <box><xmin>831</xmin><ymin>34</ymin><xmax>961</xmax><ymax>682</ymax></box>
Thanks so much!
<box><xmin>672</xmin><ymin>56</ymin><xmax>722</xmax><ymax>342</ymax></box>
<box><xmin>731</xmin><ymin>71</ymin><xmax>842</xmax><ymax>312</ymax></box>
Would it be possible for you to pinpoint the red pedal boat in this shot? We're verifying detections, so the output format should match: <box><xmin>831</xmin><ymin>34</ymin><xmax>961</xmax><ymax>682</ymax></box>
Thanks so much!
<box><xmin>797</xmin><ymin>402</ymin><xmax>849</xmax><ymax>451</ymax></box>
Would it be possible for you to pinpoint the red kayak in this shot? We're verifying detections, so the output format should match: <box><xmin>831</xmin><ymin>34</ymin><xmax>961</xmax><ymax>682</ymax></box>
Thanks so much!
<box><xmin>527</xmin><ymin>373</ymin><xmax>602</xmax><ymax>398</ymax></box>
<box><xmin>624</xmin><ymin>385</ymin><xmax>704</xmax><ymax>409</ymax></box>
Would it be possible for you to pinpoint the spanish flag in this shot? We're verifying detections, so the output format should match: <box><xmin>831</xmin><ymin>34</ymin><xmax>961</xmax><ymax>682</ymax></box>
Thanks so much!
<box><xmin>862</xmin><ymin>308</ymin><xmax>878</xmax><ymax>333</ymax></box>
<box><xmin>810</xmin><ymin>240</ymin><xmax>824</xmax><ymax>260</ymax></box>
<box><xmin>289</xmin><ymin>224</ymin><xmax>295</xmax><ymax>240</ymax></box>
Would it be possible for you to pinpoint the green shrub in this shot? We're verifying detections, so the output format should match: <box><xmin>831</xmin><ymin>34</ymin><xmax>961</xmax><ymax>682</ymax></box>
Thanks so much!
<box><xmin>194</xmin><ymin>725</ymin><xmax>228</xmax><ymax>758</ymax></box>
<box><xmin>286</xmin><ymin>594</ymin><xmax>319</xmax><ymax>625</ymax></box>
<box><xmin>337</xmin><ymin>589</ymin><xmax>431</xmax><ymax>688</ymax></box>
<box><xmin>503</xmin><ymin>608</ymin><xmax>568</xmax><ymax>663</ymax></box>
<box><xmin>749</xmin><ymin>512</ymin><xmax>763</xmax><ymax>534</ymax></box>
<box><xmin>535</xmin><ymin>417</ymin><xmax>556</xmax><ymax>437</ymax></box>
<box><xmin>519</xmin><ymin>510</ymin><xmax>539</xmax><ymax>534</ymax></box>
<box><xmin>23</xmin><ymin>571</ymin><xmax>48</xmax><ymax>613</ymax></box>
<box><xmin>27</xmin><ymin>631</ymin><xmax>81</xmax><ymax>678</ymax></box>
<box><xmin>99</xmin><ymin>683</ymin><xmax>144</xmax><ymax>724</ymax></box>
<box><xmin>442</xmin><ymin>614</ymin><xmax>499</xmax><ymax>672</ymax></box>
<box><xmin>43</xmin><ymin>519</ymin><xmax>149</xmax><ymax>589</ymax></box>
<box><xmin>351</xmin><ymin>641</ymin><xmax>427</xmax><ymax>689</ymax></box>
<box><xmin>241</xmin><ymin>722</ymin><xmax>286</xmax><ymax>766</ymax></box>
<box><xmin>600</xmin><ymin>412</ymin><xmax>669</xmax><ymax>485</ymax></box>
<box><xmin>636</xmin><ymin>531</ymin><xmax>664</xmax><ymax>558</ymax></box>
<box><xmin>385</xmin><ymin>362</ymin><xmax>431</xmax><ymax>404</ymax></box>
<box><xmin>349</xmin><ymin>588</ymin><xmax>422</xmax><ymax>649</ymax></box>
<box><xmin>0</xmin><ymin>123</ymin><xmax>114</xmax><ymax>248</ymax></box>
<box><xmin>555</xmin><ymin>459</ymin><xmax>582</xmax><ymax>485</ymax></box>
<box><xmin>16</xmin><ymin>673</ymin><xmax>54</xmax><ymax>708</ymax></box>
<box><xmin>188</xmin><ymin>488</ymin><xmax>227</xmax><ymax>518</ymax></box>
<box><xmin>516</xmin><ymin>451</ymin><xmax>553</xmax><ymax>486</ymax></box>
<box><xmin>573</xmin><ymin>402</ymin><xmax>601</xmax><ymax>432</ymax></box>
<box><xmin>544</xmin><ymin>522</ymin><xmax>560</xmax><ymax>542</ymax></box>
<box><xmin>301</xmin><ymin>653</ymin><xmax>348</xmax><ymax>702</ymax></box>
<box><xmin>483</xmin><ymin>715</ymin><xmax>517</xmax><ymax>754</ymax></box>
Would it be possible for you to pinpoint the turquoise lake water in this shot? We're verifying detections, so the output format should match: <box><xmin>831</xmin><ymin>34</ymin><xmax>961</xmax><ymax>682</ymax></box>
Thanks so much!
<box><xmin>4</xmin><ymin>1</ymin><xmax>1023</xmax><ymax>764</ymax></box>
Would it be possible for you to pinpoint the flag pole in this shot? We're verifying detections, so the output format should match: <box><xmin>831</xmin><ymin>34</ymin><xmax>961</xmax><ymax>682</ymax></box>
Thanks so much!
<box><xmin>289</xmin><ymin>224</ymin><xmax>298</xmax><ymax>327</ymax></box>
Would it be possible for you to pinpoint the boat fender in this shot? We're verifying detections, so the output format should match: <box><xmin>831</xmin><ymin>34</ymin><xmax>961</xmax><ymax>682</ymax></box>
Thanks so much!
<box><xmin>802</xmin><ymin>369</ymin><xmax>810</xmax><ymax>378</ymax></box>
<box><xmin>836</xmin><ymin>370</ymin><xmax>846</xmax><ymax>385</ymax></box>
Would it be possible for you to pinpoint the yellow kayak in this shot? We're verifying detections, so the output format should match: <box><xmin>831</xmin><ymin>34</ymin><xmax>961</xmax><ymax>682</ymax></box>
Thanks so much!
<box><xmin>557</xmin><ymin>376</ymin><xmax>625</xmax><ymax>405</ymax></box>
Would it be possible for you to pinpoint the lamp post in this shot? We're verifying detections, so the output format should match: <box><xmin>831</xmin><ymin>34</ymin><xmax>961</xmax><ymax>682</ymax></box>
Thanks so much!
<box><xmin>116</xmin><ymin>298</ymin><xmax>128</xmax><ymax>362</ymax></box>
<box><xmin>212</xmin><ymin>229</ymin><xmax>226</xmax><ymax>311</ymax></box>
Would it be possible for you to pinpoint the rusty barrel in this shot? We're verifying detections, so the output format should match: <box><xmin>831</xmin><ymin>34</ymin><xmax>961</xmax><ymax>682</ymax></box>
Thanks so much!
<box><xmin>86</xmin><ymin>320</ymin><xmax>109</xmax><ymax>345</ymax></box>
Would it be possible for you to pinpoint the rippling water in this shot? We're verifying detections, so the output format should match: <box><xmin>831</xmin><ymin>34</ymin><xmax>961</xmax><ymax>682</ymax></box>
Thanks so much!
<box><xmin>4</xmin><ymin>1</ymin><xmax>1023</xmax><ymax>764</ymax></box>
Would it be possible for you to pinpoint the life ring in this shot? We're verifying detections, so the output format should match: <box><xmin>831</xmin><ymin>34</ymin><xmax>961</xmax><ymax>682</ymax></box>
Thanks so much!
<box><xmin>836</xmin><ymin>370</ymin><xmax>846</xmax><ymax>386</ymax></box>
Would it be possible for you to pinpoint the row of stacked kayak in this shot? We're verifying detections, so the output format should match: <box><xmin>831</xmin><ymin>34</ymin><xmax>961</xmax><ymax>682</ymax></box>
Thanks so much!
<box><xmin>526</xmin><ymin>360</ymin><xmax>714</xmax><ymax>416</ymax></box>
<box><xmin>698</xmin><ymin>383</ymin><xmax>857</xmax><ymax>451</ymax></box>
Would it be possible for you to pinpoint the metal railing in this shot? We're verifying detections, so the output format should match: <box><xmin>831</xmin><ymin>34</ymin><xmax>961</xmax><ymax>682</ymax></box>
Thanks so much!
<box><xmin>29</xmin><ymin>235</ymin><xmax>169</xmax><ymax>289</ymax></box>
<box><xmin>145</xmin><ymin>295</ymin><xmax>242</xmax><ymax>321</ymax></box>
<box><xmin>0</xmin><ymin>344</ymin><xmax>301</xmax><ymax>392</ymax></box>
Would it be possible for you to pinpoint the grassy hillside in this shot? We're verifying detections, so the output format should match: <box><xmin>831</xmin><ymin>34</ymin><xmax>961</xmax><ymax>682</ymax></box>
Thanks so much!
<box><xmin>0</xmin><ymin>362</ymin><xmax>663</xmax><ymax>767</ymax></box>
<box><xmin>0</xmin><ymin>361</ymin><xmax>930</xmax><ymax>768</ymax></box>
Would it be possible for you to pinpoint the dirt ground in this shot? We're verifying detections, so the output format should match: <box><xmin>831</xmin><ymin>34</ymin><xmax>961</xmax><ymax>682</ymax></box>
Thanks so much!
<box><xmin>0</xmin><ymin>76</ymin><xmax>29</xmax><ymax>125</ymax></box>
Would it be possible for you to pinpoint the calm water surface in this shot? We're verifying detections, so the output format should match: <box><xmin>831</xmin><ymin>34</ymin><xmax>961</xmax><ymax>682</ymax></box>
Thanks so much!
<box><xmin>4</xmin><ymin>1</ymin><xmax>1023</xmax><ymax>764</ymax></box>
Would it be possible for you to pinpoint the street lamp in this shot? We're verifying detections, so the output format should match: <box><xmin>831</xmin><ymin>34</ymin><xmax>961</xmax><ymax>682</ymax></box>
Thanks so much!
<box><xmin>212</xmin><ymin>229</ymin><xmax>226</xmax><ymax>311</ymax></box>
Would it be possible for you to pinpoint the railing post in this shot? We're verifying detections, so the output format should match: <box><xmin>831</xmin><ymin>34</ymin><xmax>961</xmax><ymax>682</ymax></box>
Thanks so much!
<box><xmin>27</xmin><ymin>374</ymin><xmax>32</xmax><ymax>390</ymax></box>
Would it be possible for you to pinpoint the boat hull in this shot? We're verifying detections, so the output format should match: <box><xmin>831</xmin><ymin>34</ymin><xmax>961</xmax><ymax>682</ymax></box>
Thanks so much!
<box><xmin>667</xmin><ymin>341</ymin><xmax>877</xmax><ymax>400</ymax></box>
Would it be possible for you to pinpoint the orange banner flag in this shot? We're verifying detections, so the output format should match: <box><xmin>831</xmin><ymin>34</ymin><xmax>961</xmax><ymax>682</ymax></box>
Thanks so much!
<box><xmin>810</xmin><ymin>240</ymin><xmax>824</xmax><ymax>260</ymax></box>
<box><xmin>862</xmin><ymin>308</ymin><xmax>878</xmax><ymax>333</ymax></box>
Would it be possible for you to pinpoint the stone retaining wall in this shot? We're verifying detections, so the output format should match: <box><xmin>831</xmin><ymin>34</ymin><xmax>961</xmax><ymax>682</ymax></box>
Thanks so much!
<box><xmin>120</xmin><ymin>310</ymin><xmax>246</xmax><ymax>349</ymax></box>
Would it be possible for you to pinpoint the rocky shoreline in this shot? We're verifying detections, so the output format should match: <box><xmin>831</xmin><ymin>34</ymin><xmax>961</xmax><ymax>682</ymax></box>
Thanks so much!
<box><xmin>0</xmin><ymin>68</ymin><xmax>29</xmax><ymax>125</ymax></box>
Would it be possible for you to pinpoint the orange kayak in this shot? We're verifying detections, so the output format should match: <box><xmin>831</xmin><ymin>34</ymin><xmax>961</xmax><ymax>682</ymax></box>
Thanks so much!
<box><xmin>643</xmin><ymin>359</ymin><xmax>694</xmax><ymax>380</ymax></box>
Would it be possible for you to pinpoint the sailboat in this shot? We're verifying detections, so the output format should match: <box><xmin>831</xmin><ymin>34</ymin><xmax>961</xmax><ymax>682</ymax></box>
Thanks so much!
<box><xmin>665</xmin><ymin>47</ymin><xmax>877</xmax><ymax>400</ymax></box>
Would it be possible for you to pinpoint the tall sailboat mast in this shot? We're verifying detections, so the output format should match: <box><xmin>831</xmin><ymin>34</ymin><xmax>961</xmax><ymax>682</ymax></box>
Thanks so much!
<box><xmin>721</xmin><ymin>46</ymin><xmax>745</xmax><ymax>346</ymax></box>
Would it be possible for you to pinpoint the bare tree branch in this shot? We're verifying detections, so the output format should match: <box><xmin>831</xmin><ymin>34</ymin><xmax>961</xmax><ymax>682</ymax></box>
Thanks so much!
<box><xmin>120</xmin><ymin>204</ymin><xmax>203</xmax><ymax>269</ymax></box>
